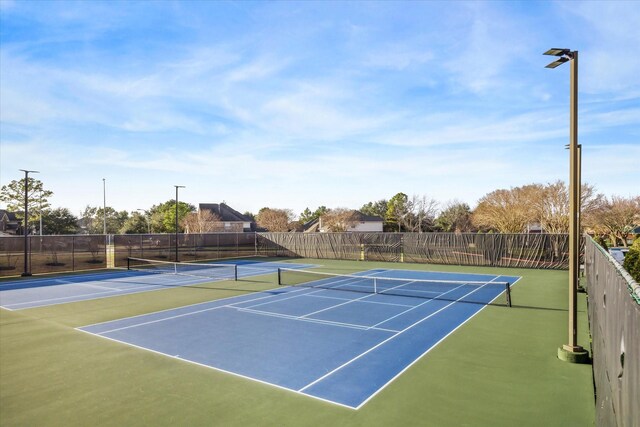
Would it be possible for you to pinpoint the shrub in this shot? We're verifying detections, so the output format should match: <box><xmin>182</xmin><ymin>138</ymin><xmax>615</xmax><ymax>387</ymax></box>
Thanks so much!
<box><xmin>623</xmin><ymin>237</ymin><xmax>640</xmax><ymax>282</ymax></box>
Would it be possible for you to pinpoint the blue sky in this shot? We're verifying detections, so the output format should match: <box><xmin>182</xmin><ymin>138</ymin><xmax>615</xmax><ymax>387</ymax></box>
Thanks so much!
<box><xmin>1</xmin><ymin>1</ymin><xmax>638</xmax><ymax>217</ymax></box>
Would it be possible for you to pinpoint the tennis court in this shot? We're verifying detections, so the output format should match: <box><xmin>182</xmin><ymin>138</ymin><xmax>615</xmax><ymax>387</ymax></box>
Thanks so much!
<box><xmin>78</xmin><ymin>267</ymin><xmax>520</xmax><ymax>409</ymax></box>
<box><xmin>0</xmin><ymin>259</ymin><xmax>315</xmax><ymax>310</ymax></box>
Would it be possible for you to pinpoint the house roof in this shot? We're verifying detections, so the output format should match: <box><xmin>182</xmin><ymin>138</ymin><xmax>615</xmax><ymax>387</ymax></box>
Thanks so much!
<box><xmin>0</xmin><ymin>209</ymin><xmax>20</xmax><ymax>222</ymax></box>
<box><xmin>352</xmin><ymin>211</ymin><xmax>383</xmax><ymax>222</ymax></box>
<box><xmin>199</xmin><ymin>203</ymin><xmax>253</xmax><ymax>223</ymax></box>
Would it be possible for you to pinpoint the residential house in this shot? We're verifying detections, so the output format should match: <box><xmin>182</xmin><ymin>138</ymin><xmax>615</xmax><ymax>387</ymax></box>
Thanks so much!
<box><xmin>304</xmin><ymin>210</ymin><xmax>384</xmax><ymax>232</ymax></box>
<box><xmin>0</xmin><ymin>210</ymin><xmax>22</xmax><ymax>235</ymax></box>
<box><xmin>198</xmin><ymin>203</ymin><xmax>255</xmax><ymax>232</ymax></box>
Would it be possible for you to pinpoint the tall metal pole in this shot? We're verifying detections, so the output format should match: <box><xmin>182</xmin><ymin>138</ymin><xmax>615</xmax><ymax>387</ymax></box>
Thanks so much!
<box><xmin>39</xmin><ymin>189</ymin><xmax>43</xmax><ymax>236</ymax></box>
<box><xmin>19</xmin><ymin>169</ymin><xmax>39</xmax><ymax>277</ymax></box>
<box><xmin>564</xmin><ymin>51</ymin><xmax>583</xmax><ymax>353</ymax></box>
<box><xmin>102</xmin><ymin>178</ymin><xmax>107</xmax><ymax>235</ymax></box>
<box><xmin>544</xmin><ymin>48</ymin><xmax>588</xmax><ymax>363</ymax></box>
<box><xmin>174</xmin><ymin>185</ymin><xmax>185</xmax><ymax>262</ymax></box>
<box><xmin>577</xmin><ymin>144</ymin><xmax>582</xmax><ymax>283</ymax></box>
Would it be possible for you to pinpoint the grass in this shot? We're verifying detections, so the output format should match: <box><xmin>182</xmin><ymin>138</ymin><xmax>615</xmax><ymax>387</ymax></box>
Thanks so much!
<box><xmin>0</xmin><ymin>259</ymin><xmax>594</xmax><ymax>426</ymax></box>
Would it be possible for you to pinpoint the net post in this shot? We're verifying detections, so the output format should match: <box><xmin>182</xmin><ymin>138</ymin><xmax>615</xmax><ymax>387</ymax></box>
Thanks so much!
<box><xmin>374</xmin><ymin>278</ymin><xmax>377</xmax><ymax>294</ymax></box>
<box><xmin>277</xmin><ymin>268</ymin><xmax>282</xmax><ymax>285</ymax></box>
<box><xmin>234</xmin><ymin>264</ymin><xmax>238</xmax><ymax>281</ymax></box>
<box><xmin>127</xmin><ymin>257</ymin><xmax>131</xmax><ymax>270</ymax></box>
<box><xmin>505</xmin><ymin>282</ymin><xmax>512</xmax><ymax>307</ymax></box>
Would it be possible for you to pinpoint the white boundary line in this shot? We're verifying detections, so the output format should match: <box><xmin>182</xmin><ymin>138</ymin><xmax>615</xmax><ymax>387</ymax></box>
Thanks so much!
<box><xmin>74</xmin><ymin>327</ymin><xmax>358</xmax><ymax>410</ymax></box>
<box><xmin>298</xmin><ymin>276</ymin><xmax>502</xmax><ymax>394</ymax></box>
<box><xmin>79</xmin><ymin>288</ymin><xmax>312</xmax><ymax>334</ymax></box>
<box><xmin>354</xmin><ymin>274</ymin><xmax>522</xmax><ymax>409</ymax></box>
<box><xmin>234</xmin><ymin>307</ymin><xmax>400</xmax><ymax>333</ymax></box>
<box><xmin>2</xmin><ymin>261</ymin><xmax>316</xmax><ymax>311</ymax></box>
<box><xmin>73</xmin><ymin>269</ymin><xmax>524</xmax><ymax>410</ymax></box>
<box><xmin>304</xmin><ymin>293</ymin><xmax>415</xmax><ymax>308</ymax></box>
<box><xmin>2</xmin><ymin>276</ymin><xmax>202</xmax><ymax>310</ymax></box>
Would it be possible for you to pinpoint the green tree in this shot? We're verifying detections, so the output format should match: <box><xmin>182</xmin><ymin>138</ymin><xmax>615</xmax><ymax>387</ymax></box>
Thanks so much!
<box><xmin>148</xmin><ymin>200</ymin><xmax>195</xmax><ymax>233</ymax></box>
<box><xmin>80</xmin><ymin>206</ymin><xmax>130</xmax><ymax>234</ymax></box>
<box><xmin>120</xmin><ymin>212</ymin><xmax>150</xmax><ymax>234</ymax></box>
<box><xmin>360</xmin><ymin>200</ymin><xmax>388</xmax><ymax>219</ymax></box>
<box><xmin>41</xmin><ymin>208</ymin><xmax>79</xmax><ymax>235</ymax></box>
<box><xmin>435</xmin><ymin>201</ymin><xmax>472</xmax><ymax>232</ymax></box>
<box><xmin>386</xmin><ymin>193</ymin><xmax>409</xmax><ymax>232</ymax></box>
<box><xmin>0</xmin><ymin>177</ymin><xmax>53</xmax><ymax>230</ymax></box>
<box><xmin>299</xmin><ymin>208</ymin><xmax>314</xmax><ymax>224</ymax></box>
<box><xmin>299</xmin><ymin>206</ymin><xmax>328</xmax><ymax>224</ymax></box>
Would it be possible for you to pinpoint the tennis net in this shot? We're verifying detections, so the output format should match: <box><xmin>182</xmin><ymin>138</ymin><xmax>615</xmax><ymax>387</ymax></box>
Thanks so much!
<box><xmin>278</xmin><ymin>268</ymin><xmax>512</xmax><ymax>306</ymax></box>
<box><xmin>127</xmin><ymin>257</ymin><xmax>238</xmax><ymax>281</ymax></box>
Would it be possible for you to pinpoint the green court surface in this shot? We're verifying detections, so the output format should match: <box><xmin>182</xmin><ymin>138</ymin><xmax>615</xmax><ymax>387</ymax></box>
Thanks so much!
<box><xmin>0</xmin><ymin>259</ymin><xmax>595</xmax><ymax>426</ymax></box>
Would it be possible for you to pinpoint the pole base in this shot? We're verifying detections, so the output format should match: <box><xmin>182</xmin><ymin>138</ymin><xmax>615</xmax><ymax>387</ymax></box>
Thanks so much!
<box><xmin>21</xmin><ymin>272</ymin><xmax>33</xmax><ymax>277</ymax></box>
<box><xmin>558</xmin><ymin>345</ymin><xmax>590</xmax><ymax>364</ymax></box>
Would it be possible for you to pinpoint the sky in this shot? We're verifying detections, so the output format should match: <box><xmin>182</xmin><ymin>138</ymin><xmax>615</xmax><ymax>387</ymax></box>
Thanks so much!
<box><xmin>1</xmin><ymin>1</ymin><xmax>638</xmax><ymax>218</ymax></box>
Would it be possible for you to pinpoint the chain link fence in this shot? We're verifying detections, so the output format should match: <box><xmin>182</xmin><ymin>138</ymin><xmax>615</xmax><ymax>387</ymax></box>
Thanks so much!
<box><xmin>2</xmin><ymin>232</ymin><xmax>572</xmax><ymax>277</ymax></box>
<box><xmin>112</xmin><ymin>233</ymin><xmax>257</xmax><ymax>268</ymax></box>
<box><xmin>258</xmin><ymin>232</ymin><xmax>570</xmax><ymax>268</ymax></box>
<box><xmin>0</xmin><ymin>235</ymin><xmax>107</xmax><ymax>277</ymax></box>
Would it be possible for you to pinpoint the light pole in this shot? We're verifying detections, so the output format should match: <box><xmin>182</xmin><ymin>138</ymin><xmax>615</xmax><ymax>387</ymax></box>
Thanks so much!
<box><xmin>102</xmin><ymin>178</ymin><xmax>107</xmax><ymax>235</ymax></box>
<box><xmin>544</xmin><ymin>48</ymin><xmax>589</xmax><ymax>363</ymax></box>
<box><xmin>174</xmin><ymin>185</ymin><xmax>185</xmax><ymax>262</ymax></box>
<box><xmin>136</xmin><ymin>209</ymin><xmax>151</xmax><ymax>233</ymax></box>
<box><xmin>39</xmin><ymin>189</ymin><xmax>43</xmax><ymax>236</ymax></box>
<box><xmin>19</xmin><ymin>169</ymin><xmax>39</xmax><ymax>277</ymax></box>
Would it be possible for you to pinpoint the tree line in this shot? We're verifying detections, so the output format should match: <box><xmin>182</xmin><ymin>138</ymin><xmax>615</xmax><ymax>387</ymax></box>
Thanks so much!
<box><xmin>1</xmin><ymin>177</ymin><xmax>639</xmax><ymax>247</ymax></box>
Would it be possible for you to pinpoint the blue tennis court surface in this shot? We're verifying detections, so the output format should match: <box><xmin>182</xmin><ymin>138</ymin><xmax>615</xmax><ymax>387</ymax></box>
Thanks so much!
<box><xmin>78</xmin><ymin>268</ymin><xmax>520</xmax><ymax>409</ymax></box>
<box><xmin>0</xmin><ymin>260</ymin><xmax>314</xmax><ymax>310</ymax></box>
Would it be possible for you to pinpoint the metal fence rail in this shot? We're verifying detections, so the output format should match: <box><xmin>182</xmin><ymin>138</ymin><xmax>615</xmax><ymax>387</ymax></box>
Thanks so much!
<box><xmin>585</xmin><ymin>236</ymin><xmax>639</xmax><ymax>427</ymax></box>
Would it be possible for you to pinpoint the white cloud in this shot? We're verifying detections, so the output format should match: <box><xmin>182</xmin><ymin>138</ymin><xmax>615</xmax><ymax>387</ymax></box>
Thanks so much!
<box><xmin>1</xmin><ymin>1</ymin><xmax>638</xmax><ymax>215</ymax></box>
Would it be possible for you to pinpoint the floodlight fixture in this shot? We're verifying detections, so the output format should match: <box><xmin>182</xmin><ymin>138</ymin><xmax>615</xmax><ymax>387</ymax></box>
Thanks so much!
<box><xmin>137</xmin><ymin>208</ymin><xmax>151</xmax><ymax>233</ymax></box>
<box><xmin>543</xmin><ymin>48</ymin><xmax>571</xmax><ymax>57</ymax></box>
<box><xmin>545</xmin><ymin>56</ymin><xmax>570</xmax><ymax>69</ymax></box>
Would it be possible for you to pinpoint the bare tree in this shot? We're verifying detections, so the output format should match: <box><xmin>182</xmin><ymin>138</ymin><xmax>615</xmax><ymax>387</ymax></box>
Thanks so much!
<box><xmin>472</xmin><ymin>186</ymin><xmax>537</xmax><ymax>233</ymax></box>
<box><xmin>531</xmin><ymin>182</ymin><xmax>567</xmax><ymax>234</ymax></box>
<box><xmin>320</xmin><ymin>208</ymin><xmax>359</xmax><ymax>232</ymax></box>
<box><xmin>533</xmin><ymin>181</ymin><xmax>605</xmax><ymax>234</ymax></box>
<box><xmin>588</xmin><ymin>196</ymin><xmax>640</xmax><ymax>246</ymax></box>
<box><xmin>182</xmin><ymin>210</ymin><xmax>223</xmax><ymax>233</ymax></box>
<box><xmin>257</xmin><ymin>208</ymin><xmax>295</xmax><ymax>232</ymax></box>
<box><xmin>399</xmin><ymin>195</ymin><xmax>439</xmax><ymax>232</ymax></box>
